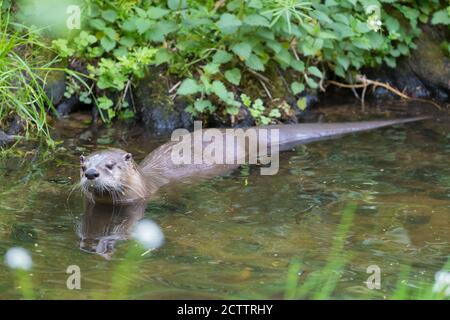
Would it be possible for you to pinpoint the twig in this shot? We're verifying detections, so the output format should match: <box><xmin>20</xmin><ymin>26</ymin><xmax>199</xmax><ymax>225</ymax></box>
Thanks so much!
<box><xmin>169</xmin><ymin>81</ymin><xmax>181</xmax><ymax>94</ymax></box>
<box><xmin>327</xmin><ymin>76</ymin><xmax>442</xmax><ymax>110</ymax></box>
<box><xmin>247</xmin><ymin>69</ymin><xmax>270</xmax><ymax>84</ymax></box>
<box><xmin>259</xmin><ymin>79</ymin><xmax>272</xmax><ymax>100</ymax></box>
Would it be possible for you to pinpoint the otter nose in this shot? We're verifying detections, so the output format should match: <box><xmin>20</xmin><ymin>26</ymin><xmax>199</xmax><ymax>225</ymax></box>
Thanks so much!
<box><xmin>85</xmin><ymin>168</ymin><xmax>99</xmax><ymax>180</ymax></box>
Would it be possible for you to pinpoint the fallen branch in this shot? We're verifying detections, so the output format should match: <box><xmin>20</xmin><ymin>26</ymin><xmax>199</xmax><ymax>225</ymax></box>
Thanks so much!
<box><xmin>327</xmin><ymin>75</ymin><xmax>442</xmax><ymax>110</ymax></box>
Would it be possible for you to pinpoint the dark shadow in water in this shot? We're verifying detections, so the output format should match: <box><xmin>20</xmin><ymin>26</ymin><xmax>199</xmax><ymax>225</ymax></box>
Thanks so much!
<box><xmin>77</xmin><ymin>201</ymin><xmax>146</xmax><ymax>260</ymax></box>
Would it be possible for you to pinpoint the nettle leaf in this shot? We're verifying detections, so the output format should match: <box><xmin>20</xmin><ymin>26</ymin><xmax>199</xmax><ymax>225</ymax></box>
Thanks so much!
<box><xmin>194</xmin><ymin>99</ymin><xmax>213</xmax><ymax>112</ymax></box>
<box><xmin>248</xmin><ymin>0</ymin><xmax>263</xmax><ymax>9</ymax></box>
<box><xmin>217</xmin><ymin>13</ymin><xmax>242</xmax><ymax>34</ymax></box>
<box><xmin>101</xmin><ymin>9</ymin><xmax>117</xmax><ymax>22</ymax></box>
<box><xmin>291</xmin><ymin>59</ymin><xmax>305</xmax><ymax>72</ymax></box>
<box><xmin>100</xmin><ymin>36</ymin><xmax>116</xmax><ymax>52</ymax></box>
<box><xmin>211</xmin><ymin>80</ymin><xmax>229</xmax><ymax>101</ymax></box>
<box><xmin>431</xmin><ymin>9</ymin><xmax>450</xmax><ymax>25</ymax></box>
<box><xmin>266</xmin><ymin>40</ymin><xmax>282</xmax><ymax>53</ymax></box>
<box><xmin>225</xmin><ymin>68</ymin><xmax>241</xmax><ymax>85</ymax></box>
<box><xmin>244</xmin><ymin>14</ymin><xmax>270</xmax><ymax>27</ymax></box>
<box><xmin>154</xmin><ymin>48</ymin><xmax>172</xmax><ymax>65</ymax></box>
<box><xmin>306</xmin><ymin>77</ymin><xmax>318</xmax><ymax>89</ymax></box>
<box><xmin>113</xmin><ymin>46</ymin><xmax>128</xmax><ymax>57</ymax></box>
<box><xmin>384</xmin><ymin>56</ymin><xmax>396</xmax><ymax>68</ymax></box>
<box><xmin>168</xmin><ymin>0</ymin><xmax>187</xmax><ymax>10</ymax></box>
<box><xmin>291</xmin><ymin>81</ymin><xmax>305</xmax><ymax>95</ymax></box>
<box><xmin>245</xmin><ymin>54</ymin><xmax>265</xmax><ymax>71</ymax></box>
<box><xmin>384</xmin><ymin>16</ymin><xmax>400</xmax><ymax>33</ymax></box>
<box><xmin>104</xmin><ymin>27</ymin><xmax>117</xmax><ymax>40</ymax></box>
<box><xmin>122</xmin><ymin>18</ymin><xmax>136</xmax><ymax>32</ymax></box>
<box><xmin>275</xmin><ymin>48</ymin><xmax>292</xmax><ymax>67</ymax></box>
<box><xmin>231</xmin><ymin>42</ymin><xmax>252</xmax><ymax>60</ymax></box>
<box><xmin>311</xmin><ymin>11</ymin><xmax>332</xmax><ymax>24</ymax></box>
<box><xmin>177</xmin><ymin>79</ymin><xmax>202</xmax><ymax>95</ymax></box>
<box><xmin>203</xmin><ymin>63</ymin><xmax>220</xmax><ymax>75</ymax></box>
<box><xmin>301</xmin><ymin>38</ymin><xmax>324</xmax><ymax>56</ymax></box>
<box><xmin>353</xmin><ymin>37</ymin><xmax>371</xmax><ymax>50</ymax></box>
<box><xmin>212</xmin><ymin>50</ymin><xmax>233</xmax><ymax>64</ymax></box>
<box><xmin>136</xmin><ymin>18</ymin><xmax>152</xmax><ymax>34</ymax></box>
<box><xmin>147</xmin><ymin>7</ymin><xmax>170</xmax><ymax>19</ymax></box>
<box><xmin>90</xmin><ymin>18</ymin><xmax>106</xmax><ymax>30</ymax></box>
<box><xmin>119</xmin><ymin>37</ymin><xmax>135</xmax><ymax>48</ymax></box>
<box><xmin>336</xmin><ymin>56</ymin><xmax>350</xmax><ymax>70</ymax></box>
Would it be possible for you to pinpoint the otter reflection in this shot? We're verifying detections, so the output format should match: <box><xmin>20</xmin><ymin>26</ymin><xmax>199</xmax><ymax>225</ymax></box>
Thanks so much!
<box><xmin>77</xmin><ymin>201</ymin><xmax>146</xmax><ymax>259</ymax></box>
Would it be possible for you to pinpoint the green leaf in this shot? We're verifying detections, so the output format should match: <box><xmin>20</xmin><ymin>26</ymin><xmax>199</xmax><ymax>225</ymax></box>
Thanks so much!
<box><xmin>336</xmin><ymin>56</ymin><xmax>350</xmax><ymax>70</ymax></box>
<box><xmin>307</xmin><ymin>66</ymin><xmax>323</xmax><ymax>78</ymax></box>
<box><xmin>306</xmin><ymin>77</ymin><xmax>318</xmax><ymax>89</ymax></box>
<box><xmin>217</xmin><ymin>13</ymin><xmax>242</xmax><ymax>34</ymax></box>
<box><xmin>119</xmin><ymin>37</ymin><xmax>135</xmax><ymax>48</ymax></box>
<box><xmin>168</xmin><ymin>0</ymin><xmax>187</xmax><ymax>10</ymax></box>
<box><xmin>194</xmin><ymin>99</ymin><xmax>213</xmax><ymax>112</ymax></box>
<box><xmin>431</xmin><ymin>9</ymin><xmax>450</xmax><ymax>25</ymax></box>
<box><xmin>384</xmin><ymin>56</ymin><xmax>396</xmax><ymax>68</ymax></box>
<box><xmin>291</xmin><ymin>82</ymin><xmax>305</xmax><ymax>95</ymax></box>
<box><xmin>177</xmin><ymin>79</ymin><xmax>201</xmax><ymax>95</ymax></box>
<box><xmin>101</xmin><ymin>9</ymin><xmax>117</xmax><ymax>22</ymax></box>
<box><xmin>225</xmin><ymin>68</ymin><xmax>241</xmax><ymax>85</ymax></box>
<box><xmin>291</xmin><ymin>59</ymin><xmax>305</xmax><ymax>72</ymax></box>
<box><xmin>203</xmin><ymin>63</ymin><xmax>220</xmax><ymax>75</ymax></box>
<box><xmin>90</xmin><ymin>18</ymin><xmax>106</xmax><ymax>30</ymax></box>
<box><xmin>122</xmin><ymin>19</ymin><xmax>136</xmax><ymax>32</ymax></box>
<box><xmin>245</xmin><ymin>54</ymin><xmax>265</xmax><ymax>71</ymax></box>
<box><xmin>212</xmin><ymin>50</ymin><xmax>233</xmax><ymax>64</ymax></box>
<box><xmin>100</xmin><ymin>36</ymin><xmax>116</xmax><ymax>52</ymax></box>
<box><xmin>97</xmin><ymin>96</ymin><xmax>113</xmax><ymax>110</ymax></box>
<box><xmin>154</xmin><ymin>48</ymin><xmax>171</xmax><ymax>65</ymax></box>
<box><xmin>211</xmin><ymin>80</ymin><xmax>229</xmax><ymax>101</ymax></box>
<box><xmin>231</xmin><ymin>42</ymin><xmax>252</xmax><ymax>60</ymax></box>
<box><xmin>136</xmin><ymin>18</ymin><xmax>151</xmax><ymax>34</ymax></box>
<box><xmin>147</xmin><ymin>7</ymin><xmax>170</xmax><ymax>19</ymax></box>
<box><xmin>244</xmin><ymin>14</ymin><xmax>270</xmax><ymax>27</ymax></box>
<box><xmin>104</xmin><ymin>27</ymin><xmax>117</xmax><ymax>39</ymax></box>
<box><xmin>269</xmin><ymin>108</ymin><xmax>281</xmax><ymax>118</ymax></box>
<box><xmin>297</xmin><ymin>97</ymin><xmax>307</xmax><ymax>110</ymax></box>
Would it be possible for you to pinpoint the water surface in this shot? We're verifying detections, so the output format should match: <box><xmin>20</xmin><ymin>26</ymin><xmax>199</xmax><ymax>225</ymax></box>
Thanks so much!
<box><xmin>0</xmin><ymin>104</ymin><xmax>449</xmax><ymax>299</ymax></box>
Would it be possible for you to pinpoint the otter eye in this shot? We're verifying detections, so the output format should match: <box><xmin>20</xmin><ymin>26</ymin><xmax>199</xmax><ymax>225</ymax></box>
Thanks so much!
<box><xmin>105</xmin><ymin>161</ymin><xmax>115</xmax><ymax>170</ymax></box>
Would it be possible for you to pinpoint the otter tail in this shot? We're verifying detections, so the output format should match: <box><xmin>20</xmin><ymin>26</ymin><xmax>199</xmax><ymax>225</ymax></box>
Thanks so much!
<box><xmin>264</xmin><ymin>116</ymin><xmax>430</xmax><ymax>150</ymax></box>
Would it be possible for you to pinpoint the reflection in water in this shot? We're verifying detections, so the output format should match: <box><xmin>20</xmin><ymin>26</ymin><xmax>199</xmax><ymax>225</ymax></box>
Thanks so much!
<box><xmin>77</xmin><ymin>201</ymin><xmax>146</xmax><ymax>259</ymax></box>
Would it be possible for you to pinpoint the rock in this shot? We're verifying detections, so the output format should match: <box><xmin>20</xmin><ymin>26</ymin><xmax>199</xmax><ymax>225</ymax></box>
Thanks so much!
<box><xmin>133</xmin><ymin>67</ymin><xmax>193</xmax><ymax>135</ymax></box>
<box><xmin>43</xmin><ymin>70</ymin><xmax>66</xmax><ymax>106</ymax></box>
<box><xmin>366</xmin><ymin>24</ymin><xmax>450</xmax><ymax>101</ymax></box>
<box><xmin>56</xmin><ymin>96</ymin><xmax>80</xmax><ymax>117</ymax></box>
<box><xmin>408</xmin><ymin>25</ymin><xmax>450</xmax><ymax>97</ymax></box>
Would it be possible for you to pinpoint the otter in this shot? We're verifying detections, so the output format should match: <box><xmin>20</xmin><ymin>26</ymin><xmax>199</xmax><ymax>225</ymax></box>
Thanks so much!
<box><xmin>79</xmin><ymin>117</ymin><xmax>429</xmax><ymax>205</ymax></box>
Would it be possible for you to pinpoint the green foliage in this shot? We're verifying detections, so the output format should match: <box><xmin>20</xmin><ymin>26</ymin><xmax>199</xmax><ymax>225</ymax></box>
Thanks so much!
<box><xmin>5</xmin><ymin>0</ymin><xmax>449</xmax><ymax>128</ymax></box>
<box><xmin>0</xmin><ymin>14</ymin><xmax>56</xmax><ymax>146</ymax></box>
<box><xmin>46</xmin><ymin>0</ymin><xmax>448</xmax><ymax>122</ymax></box>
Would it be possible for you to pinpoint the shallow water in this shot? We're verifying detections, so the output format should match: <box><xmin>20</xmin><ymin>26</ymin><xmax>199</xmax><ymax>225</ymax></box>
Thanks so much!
<box><xmin>0</xmin><ymin>105</ymin><xmax>449</xmax><ymax>299</ymax></box>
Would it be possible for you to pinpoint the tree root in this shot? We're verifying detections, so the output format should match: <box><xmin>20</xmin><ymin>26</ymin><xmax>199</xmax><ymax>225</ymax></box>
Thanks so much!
<box><xmin>327</xmin><ymin>75</ymin><xmax>443</xmax><ymax>111</ymax></box>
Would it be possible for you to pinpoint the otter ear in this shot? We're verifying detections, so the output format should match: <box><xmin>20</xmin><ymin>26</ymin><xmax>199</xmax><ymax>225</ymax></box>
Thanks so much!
<box><xmin>80</xmin><ymin>155</ymin><xmax>85</xmax><ymax>163</ymax></box>
<box><xmin>123</xmin><ymin>153</ymin><xmax>132</xmax><ymax>161</ymax></box>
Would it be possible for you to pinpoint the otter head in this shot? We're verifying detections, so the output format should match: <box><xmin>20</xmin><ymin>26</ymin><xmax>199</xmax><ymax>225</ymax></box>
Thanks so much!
<box><xmin>79</xmin><ymin>149</ymin><xmax>148</xmax><ymax>204</ymax></box>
